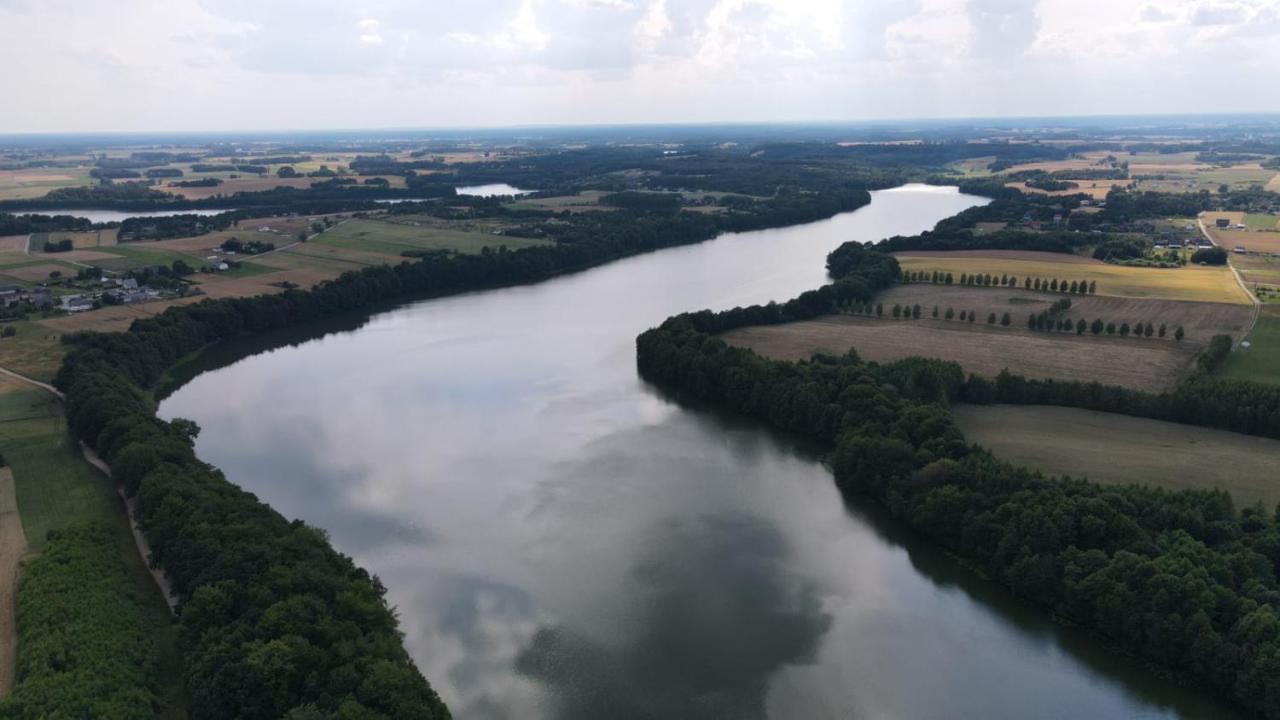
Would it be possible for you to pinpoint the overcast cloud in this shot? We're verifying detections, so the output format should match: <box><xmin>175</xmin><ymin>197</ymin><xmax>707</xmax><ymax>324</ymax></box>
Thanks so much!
<box><xmin>0</xmin><ymin>0</ymin><xmax>1276</xmax><ymax>132</ymax></box>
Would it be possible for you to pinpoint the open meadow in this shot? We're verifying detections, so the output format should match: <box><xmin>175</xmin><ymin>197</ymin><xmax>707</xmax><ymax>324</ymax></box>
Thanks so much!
<box><xmin>314</xmin><ymin>217</ymin><xmax>551</xmax><ymax>255</ymax></box>
<box><xmin>953</xmin><ymin>404</ymin><xmax>1280</xmax><ymax>509</ymax></box>
<box><xmin>893</xmin><ymin>250</ymin><xmax>1251</xmax><ymax>304</ymax></box>
<box><xmin>1218</xmin><ymin>307</ymin><xmax>1280</xmax><ymax>386</ymax></box>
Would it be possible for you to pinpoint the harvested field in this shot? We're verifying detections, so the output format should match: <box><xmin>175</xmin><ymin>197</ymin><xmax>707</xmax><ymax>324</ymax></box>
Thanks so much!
<box><xmin>892</xmin><ymin>250</ymin><xmax>1250</xmax><ymax>304</ymax></box>
<box><xmin>43</xmin><ymin>248</ymin><xmax>125</xmax><ymax>264</ymax></box>
<box><xmin>1007</xmin><ymin>181</ymin><xmax>1119</xmax><ymax>200</ymax></box>
<box><xmin>722</xmin><ymin>315</ymin><xmax>1199</xmax><ymax>392</ymax></box>
<box><xmin>1232</xmin><ymin>253</ymin><xmax>1280</xmax><ymax>287</ymax></box>
<box><xmin>1267</xmin><ymin>174</ymin><xmax>1280</xmax><ymax>193</ymax></box>
<box><xmin>0</xmin><ymin>237</ymin><xmax>26</xmax><ymax>256</ymax></box>
<box><xmin>953</xmin><ymin>404</ymin><xmax>1280</xmax><ymax>509</ymax></box>
<box><xmin>0</xmin><ymin>168</ymin><xmax>92</xmax><ymax>201</ymax></box>
<box><xmin>875</xmin><ymin>285</ymin><xmax>1253</xmax><ymax>344</ymax></box>
<box><xmin>37</xmin><ymin>296</ymin><xmax>204</xmax><ymax>334</ymax></box>
<box><xmin>0</xmin><ymin>263</ymin><xmax>73</xmax><ymax>282</ymax></box>
<box><xmin>1214</xmin><ymin>231</ymin><xmax>1280</xmax><ymax>254</ymax></box>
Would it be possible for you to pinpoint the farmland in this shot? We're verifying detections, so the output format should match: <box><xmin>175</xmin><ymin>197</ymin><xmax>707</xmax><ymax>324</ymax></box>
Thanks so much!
<box><xmin>722</xmin><ymin>313</ymin><xmax>1201</xmax><ymax>392</ymax></box>
<box><xmin>892</xmin><ymin>250</ymin><xmax>1251</xmax><ymax>304</ymax></box>
<box><xmin>997</xmin><ymin>150</ymin><xmax>1280</xmax><ymax>194</ymax></box>
<box><xmin>1202</xmin><ymin>211</ymin><xmax>1280</xmax><ymax>254</ymax></box>
<box><xmin>0</xmin><ymin>168</ymin><xmax>93</xmax><ymax>201</ymax></box>
<box><xmin>313</xmin><ymin>217</ymin><xmax>552</xmax><ymax>255</ymax></box>
<box><xmin>1218</xmin><ymin>307</ymin><xmax>1280</xmax><ymax>385</ymax></box>
<box><xmin>953</xmin><ymin>404</ymin><xmax>1280</xmax><ymax>509</ymax></box>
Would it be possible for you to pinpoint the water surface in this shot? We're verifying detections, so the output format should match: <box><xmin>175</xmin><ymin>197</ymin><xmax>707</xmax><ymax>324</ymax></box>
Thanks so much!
<box><xmin>456</xmin><ymin>183</ymin><xmax>531</xmax><ymax>197</ymax></box>
<box><xmin>161</xmin><ymin>186</ymin><xmax>1238</xmax><ymax>720</ymax></box>
<box><xmin>8</xmin><ymin>208</ymin><xmax>230</xmax><ymax>223</ymax></box>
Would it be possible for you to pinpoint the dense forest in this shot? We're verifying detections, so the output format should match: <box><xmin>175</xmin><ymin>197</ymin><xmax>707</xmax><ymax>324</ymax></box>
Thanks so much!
<box><xmin>0</xmin><ymin>526</ymin><xmax>160</xmax><ymax>719</ymax></box>
<box><xmin>46</xmin><ymin>177</ymin><xmax>879</xmax><ymax>719</ymax></box>
<box><xmin>634</xmin><ymin>244</ymin><xmax>1280</xmax><ymax>718</ymax></box>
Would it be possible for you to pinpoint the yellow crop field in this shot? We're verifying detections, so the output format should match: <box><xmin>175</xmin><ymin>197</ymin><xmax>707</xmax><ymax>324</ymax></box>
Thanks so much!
<box><xmin>893</xmin><ymin>250</ymin><xmax>1251</xmax><ymax>304</ymax></box>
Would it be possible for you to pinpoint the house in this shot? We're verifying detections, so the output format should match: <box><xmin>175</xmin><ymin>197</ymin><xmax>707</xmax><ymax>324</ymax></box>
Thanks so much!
<box><xmin>1216</xmin><ymin>218</ymin><xmax>1231</xmax><ymax>228</ymax></box>
<box><xmin>1234</xmin><ymin>247</ymin><xmax>1246</xmax><ymax>254</ymax></box>
<box><xmin>0</xmin><ymin>285</ymin><xmax>22</xmax><ymax>297</ymax></box>
<box><xmin>121</xmin><ymin>278</ymin><xmax>139</xmax><ymax>291</ymax></box>
<box><xmin>216</xmin><ymin>262</ymin><xmax>230</xmax><ymax>271</ymax></box>
<box><xmin>62</xmin><ymin>296</ymin><xmax>94</xmax><ymax>312</ymax></box>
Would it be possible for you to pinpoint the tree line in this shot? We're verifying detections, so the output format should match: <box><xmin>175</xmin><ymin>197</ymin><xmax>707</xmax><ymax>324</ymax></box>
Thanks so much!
<box><xmin>634</xmin><ymin>244</ymin><xmax>1280</xmax><ymax>718</ymax></box>
<box><xmin>900</xmin><ymin>268</ymin><xmax>1099</xmax><ymax>294</ymax></box>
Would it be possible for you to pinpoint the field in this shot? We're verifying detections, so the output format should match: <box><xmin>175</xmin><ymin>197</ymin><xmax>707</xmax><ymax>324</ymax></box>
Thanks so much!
<box><xmin>722</xmin><ymin>314</ymin><xmax>1200</xmax><ymax>392</ymax></box>
<box><xmin>512</xmin><ymin>191</ymin><xmax>615</xmax><ymax>212</ymax></box>
<box><xmin>1202</xmin><ymin>211</ymin><xmax>1280</xmax><ymax>254</ymax></box>
<box><xmin>892</xmin><ymin>250</ymin><xmax>1251</xmax><ymax>304</ymax></box>
<box><xmin>1218</xmin><ymin>307</ymin><xmax>1280</xmax><ymax>385</ymax></box>
<box><xmin>953</xmin><ymin>404</ymin><xmax>1280</xmax><ymax>509</ymax></box>
<box><xmin>313</xmin><ymin>218</ymin><xmax>551</xmax><ymax>255</ymax></box>
<box><xmin>0</xmin><ymin>379</ymin><xmax>186</xmax><ymax>713</ymax></box>
<box><xmin>879</xmin><ymin>285</ymin><xmax>1252</xmax><ymax>343</ymax></box>
<box><xmin>1007</xmin><ymin>180</ymin><xmax>1120</xmax><ymax>200</ymax></box>
<box><xmin>1268</xmin><ymin>174</ymin><xmax>1280</xmax><ymax>193</ymax></box>
<box><xmin>998</xmin><ymin>151</ymin><xmax>1280</xmax><ymax>194</ymax></box>
<box><xmin>0</xmin><ymin>323</ymin><xmax>67</xmax><ymax>382</ymax></box>
<box><xmin>1232</xmin><ymin>253</ymin><xmax>1280</xmax><ymax>287</ymax></box>
<box><xmin>0</xmin><ymin>168</ymin><xmax>93</xmax><ymax>201</ymax></box>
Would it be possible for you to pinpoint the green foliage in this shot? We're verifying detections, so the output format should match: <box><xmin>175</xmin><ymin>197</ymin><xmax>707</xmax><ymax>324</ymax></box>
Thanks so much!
<box><xmin>0</xmin><ymin>525</ymin><xmax>159</xmax><ymax>720</ymax></box>
<box><xmin>1191</xmin><ymin>247</ymin><xmax>1229</xmax><ymax>266</ymax></box>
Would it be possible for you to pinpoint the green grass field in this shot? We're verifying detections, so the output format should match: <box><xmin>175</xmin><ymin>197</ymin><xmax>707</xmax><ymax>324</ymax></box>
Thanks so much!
<box><xmin>0</xmin><ymin>383</ymin><xmax>187</xmax><ymax>716</ymax></box>
<box><xmin>1244</xmin><ymin>213</ymin><xmax>1280</xmax><ymax>231</ymax></box>
<box><xmin>88</xmin><ymin>244</ymin><xmax>199</xmax><ymax>272</ymax></box>
<box><xmin>1220</xmin><ymin>309</ymin><xmax>1280</xmax><ymax>385</ymax></box>
<box><xmin>954</xmin><ymin>404</ymin><xmax>1280</xmax><ymax>509</ymax></box>
<box><xmin>315</xmin><ymin>218</ymin><xmax>551</xmax><ymax>256</ymax></box>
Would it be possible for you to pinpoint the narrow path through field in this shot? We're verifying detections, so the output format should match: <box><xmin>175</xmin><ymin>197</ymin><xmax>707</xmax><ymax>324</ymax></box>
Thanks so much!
<box><xmin>0</xmin><ymin>468</ymin><xmax>26</xmax><ymax>698</ymax></box>
<box><xmin>78</xmin><ymin>442</ymin><xmax>177</xmax><ymax>611</ymax></box>
<box><xmin>1200</xmin><ymin>217</ymin><xmax>1262</xmax><ymax>347</ymax></box>
<box><xmin>0</xmin><ymin>364</ymin><xmax>177</xmax><ymax>614</ymax></box>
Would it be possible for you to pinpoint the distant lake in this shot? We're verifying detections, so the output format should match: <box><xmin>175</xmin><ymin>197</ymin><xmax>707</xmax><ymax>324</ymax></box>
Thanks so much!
<box><xmin>161</xmin><ymin>185</ymin><xmax>1240</xmax><ymax>720</ymax></box>
<box><xmin>455</xmin><ymin>183</ymin><xmax>531</xmax><ymax>197</ymax></box>
<box><xmin>9</xmin><ymin>208</ymin><xmax>231</xmax><ymax>224</ymax></box>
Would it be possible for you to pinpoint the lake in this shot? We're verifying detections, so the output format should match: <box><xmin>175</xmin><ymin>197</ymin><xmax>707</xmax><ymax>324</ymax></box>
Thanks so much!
<box><xmin>456</xmin><ymin>183</ymin><xmax>531</xmax><ymax>197</ymax></box>
<box><xmin>9</xmin><ymin>208</ymin><xmax>230</xmax><ymax>223</ymax></box>
<box><xmin>159</xmin><ymin>185</ymin><xmax>1238</xmax><ymax>720</ymax></box>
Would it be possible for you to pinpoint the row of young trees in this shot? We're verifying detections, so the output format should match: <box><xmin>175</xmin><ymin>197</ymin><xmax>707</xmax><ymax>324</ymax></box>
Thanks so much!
<box><xmin>47</xmin><ymin>183</ymin><xmax>879</xmax><ymax>719</ymax></box>
<box><xmin>901</xmin><ymin>268</ymin><xmax>1099</xmax><ymax>295</ymax></box>
<box><xmin>635</xmin><ymin>244</ymin><xmax>1280</xmax><ymax>718</ymax></box>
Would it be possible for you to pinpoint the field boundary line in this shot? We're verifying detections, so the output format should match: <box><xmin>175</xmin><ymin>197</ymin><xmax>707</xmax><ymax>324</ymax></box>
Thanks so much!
<box><xmin>1200</xmin><ymin>217</ymin><xmax>1261</xmax><ymax>347</ymax></box>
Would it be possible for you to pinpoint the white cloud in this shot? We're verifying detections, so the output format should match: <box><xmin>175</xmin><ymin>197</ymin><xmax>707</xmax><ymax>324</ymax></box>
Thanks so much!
<box><xmin>0</xmin><ymin>0</ymin><xmax>1277</xmax><ymax>132</ymax></box>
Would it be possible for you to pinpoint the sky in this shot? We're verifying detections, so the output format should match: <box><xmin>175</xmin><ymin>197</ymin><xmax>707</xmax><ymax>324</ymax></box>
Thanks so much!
<box><xmin>1</xmin><ymin>0</ymin><xmax>1277</xmax><ymax>133</ymax></box>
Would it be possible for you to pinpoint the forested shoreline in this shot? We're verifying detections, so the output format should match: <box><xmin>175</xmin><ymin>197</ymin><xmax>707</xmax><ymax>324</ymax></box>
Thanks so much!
<box><xmin>634</xmin><ymin>243</ymin><xmax>1280</xmax><ymax>719</ymax></box>
<box><xmin>33</xmin><ymin>183</ymin><xmax>877</xmax><ymax>719</ymax></box>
